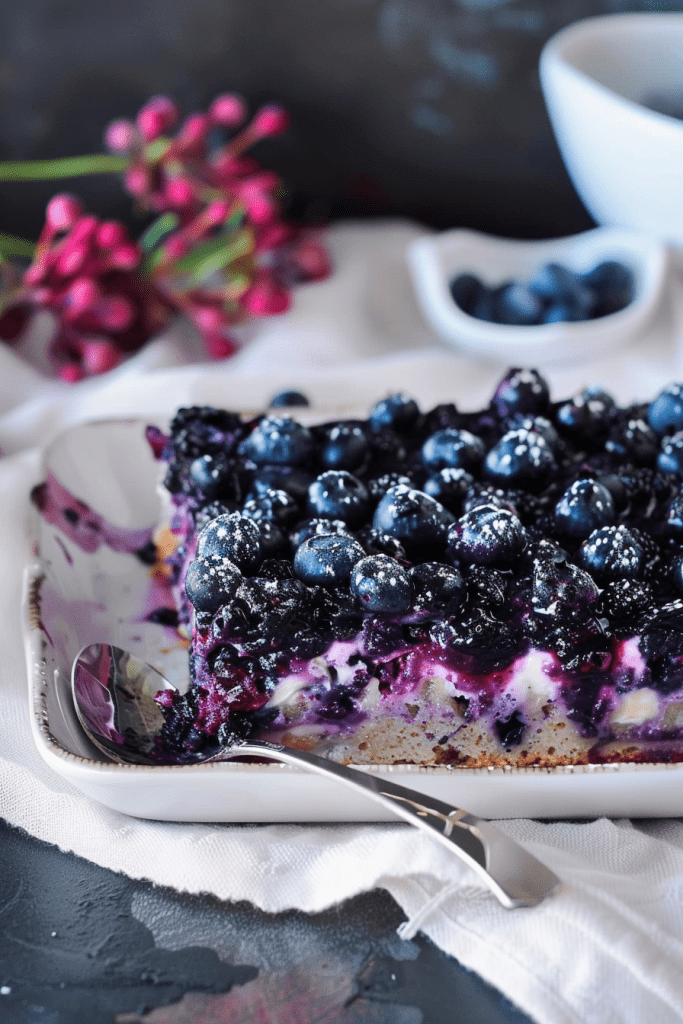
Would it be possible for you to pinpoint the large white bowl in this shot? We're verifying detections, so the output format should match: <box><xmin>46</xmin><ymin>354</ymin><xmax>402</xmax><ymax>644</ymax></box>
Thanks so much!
<box><xmin>540</xmin><ymin>13</ymin><xmax>683</xmax><ymax>247</ymax></box>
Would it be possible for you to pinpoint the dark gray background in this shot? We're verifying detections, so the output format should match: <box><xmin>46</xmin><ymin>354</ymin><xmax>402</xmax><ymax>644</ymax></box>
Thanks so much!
<box><xmin>0</xmin><ymin>0</ymin><xmax>681</xmax><ymax>241</ymax></box>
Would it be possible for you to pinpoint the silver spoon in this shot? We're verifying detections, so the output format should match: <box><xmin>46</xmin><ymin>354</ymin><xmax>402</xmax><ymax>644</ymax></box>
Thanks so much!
<box><xmin>72</xmin><ymin>642</ymin><xmax>561</xmax><ymax>910</ymax></box>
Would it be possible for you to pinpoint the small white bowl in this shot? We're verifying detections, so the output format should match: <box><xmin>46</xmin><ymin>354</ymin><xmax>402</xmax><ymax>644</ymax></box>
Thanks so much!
<box><xmin>407</xmin><ymin>226</ymin><xmax>668</xmax><ymax>365</ymax></box>
<box><xmin>540</xmin><ymin>13</ymin><xmax>683</xmax><ymax>247</ymax></box>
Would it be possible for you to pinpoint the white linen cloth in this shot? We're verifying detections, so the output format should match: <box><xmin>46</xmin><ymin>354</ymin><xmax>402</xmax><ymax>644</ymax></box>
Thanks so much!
<box><xmin>2</xmin><ymin>220</ymin><xmax>683</xmax><ymax>1024</ymax></box>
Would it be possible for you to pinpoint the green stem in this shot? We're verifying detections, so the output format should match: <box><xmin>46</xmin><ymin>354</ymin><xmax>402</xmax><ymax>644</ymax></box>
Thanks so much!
<box><xmin>0</xmin><ymin>153</ymin><xmax>127</xmax><ymax>181</ymax></box>
<box><xmin>0</xmin><ymin>232</ymin><xmax>35</xmax><ymax>257</ymax></box>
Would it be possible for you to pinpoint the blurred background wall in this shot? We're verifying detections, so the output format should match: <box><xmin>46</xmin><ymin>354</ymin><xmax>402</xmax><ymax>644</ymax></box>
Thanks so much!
<box><xmin>0</xmin><ymin>0</ymin><xmax>681</xmax><ymax>241</ymax></box>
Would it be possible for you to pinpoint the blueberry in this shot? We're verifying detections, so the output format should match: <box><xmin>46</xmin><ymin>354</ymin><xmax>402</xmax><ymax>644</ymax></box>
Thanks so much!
<box><xmin>648</xmin><ymin>383</ymin><xmax>683</xmax><ymax>435</ymax></box>
<box><xmin>497</xmin><ymin>282</ymin><xmax>544</xmax><ymax>325</ymax></box>
<box><xmin>449</xmin><ymin>272</ymin><xmax>483</xmax><ymax>315</ymax></box>
<box><xmin>658</xmin><ymin>431</ymin><xmax>683</xmax><ymax>477</ymax></box>
<box><xmin>196</xmin><ymin>512</ymin><xmax>262</xmax><ymax>573</ymax></box>
<box><xmin>350</xmin><ymin>555</ymin><xmax>412</xmax><ymax>613</ymax></box>
<box><xmin>666</xmin><ymin>490</ymin><xmax>683</xmax><ymax>537</ymax></box>
<box><xmin>421</xmin><ymin>428</ymin><xmax>485</xmax><ymax>472</ymax></box>
<box><xmin>249</xmin><ymin>466</ymin><xmax>313</xmax><ymax>503</ymax></box>
<box><xmin>553</xmin><ymin>479</ymin><xmax>615</xmax><ymax>541</ymax></box>
<box><xmin>507</xmin><ymin>414</ymin><xmax>562</xmax><ymax>454</ymax></box>
<box><xmin>307</xmin><ymin>470</ymin><xmax>369</xmax><ymax>526</ymax></box>
<box><xmin>556</xmin><ymin>387</ymin><xmax>615</xmax><ymax>441</ymax></box>
<box><xmin>494</xmin><ymin>709</ymin><xmax>526</xmax><ymax>749</ymax></box>
<box><xmin>408</xmin><ymin>563</ymin><xmax>466</xmax><ymax>616</ymax></box>
<box><xmin>253</xmin><ymin>519</ymin><xmax>286</xmax><ymax>558</ymax></box>
<box><xmin>242</xmin><ymin>487</ymin><xmax>300</xmax><ymax>526</ymax></box>
<box><xmin>598</xmin><ymin>578</ymin><xmax>654</xmax><ymax>627</ymax></box>
<box><xmin>368</xmin><ymin>393</ymin><xmax>420</xmax><ymax>432</ymax></box>
<box><xmin>577</xmin><ymin>525</ymin><xmax>643</xmax><ymax>583</ymax></box>
<box><xmin>189</xmin><ymin>452</ymin><xmax>238</xmax><ymax>500</ymax></box>
<box><xmin>491</xmin><ymin>368</ymin><xmax>550</xmax><ymax>418</ymax></box>
<box><xmin>596</xmin><ymin>473</ymin><xmax>629</xmax><ymax>513</ymax></box>
<box><xmin>671</xmin><ymin>554</ymin><xmax>683</xmax><ymax>596</ymax></box>
<box><xmin>320</xmin><ymin>421</ymin><xmax>369</xmax><ymax>471</ymax></box>
<box><xmin>529</xmin><ymin>262</ymin><xmax>594</xmax><ymax>319</ymax></box>
<box><xmin>484</xmin><ymin>428</ymin><xmax>556</xmax><ymax>489</ymax></box>
<box><xmin>238</xmin><ymin>416</ymin><xmax>315</xmax><ymax>466</ymax></box>
<box><xmin>290</xmin><ymin>517</ymin><xmax>351</xmax><ymax>548</ymax></box>
<box><xmin>605</xmin><ymin>417</ymin><xmax>658</xmax><ymax>466</ymax></box>
<box><xmin>583</xmin><ymin>260</ymin><xmax>634</xmax><ymax>316</ymax></box>
<box><xmin>356</xmin><ymin>527</ymin><xmax>407</xmax><ymax>561</ymax></box>
<box><xmin>462</xmin><ymin>484</ymin><xmax>518</xmax><ymax>516</ymax></box>
<box><xmin>185</xmin><ymin>554</ymin><xmax>242</xmax><ymax>613</ymax></box>
<box><xmin>472</xmin><ymin>283</ymin><xmax>508</xmax><ymax>323</ymax></box>
<box><xmin>531</xmin><ymin>558</ymin><xmax>599</xmax><ymax>620</ymax></box>
<box><xmin>268</xmin><ymin>390</ymin><xmax>310</xmax><ymax>408</ymax></box>
<box><xmin>293</xmin><ymin>534</ymin><xmax>365</xmax><ymax>586</ymax></box>
<box><xmin>447</xmin><ymin>504</ymin><xmax>528</xmax><ymax>568</ymax></box>
<box><xmin>366</xmin><ymin>472</ymin><xmax>412</xmax><ymax>502</ymax></box>
<box><xmin>422</xmin><ymin>467</ymin><xmax>474</xmax><ymax>512</ymax></box>
<box><xmin>373</xmin><ymin>485</ymin><xmax>455</xmax><ymax>551</ymax></box>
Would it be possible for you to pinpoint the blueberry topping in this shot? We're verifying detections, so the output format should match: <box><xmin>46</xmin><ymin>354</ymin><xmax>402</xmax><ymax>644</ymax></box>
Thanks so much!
<box><xmin>507</xmin><ymin>414</ymin><xmax>562</xmax><ymax>454</ymax></box>
<box><xmin>268</xmin><ymin>389</ymin><xmax>310</xmax><ymax>408</ymax></box>
<box><xmin>350</xmin><ymin>555</ymin><xmax>412</xmax><ymax>613</ymax></box>
<box><xmin>556</xmin><ymin>387</ymin><xmax>615</xmax><ymax>442</ymax></box>
<box><xmin>290</xmin><ymin>517</ymin><xmax>351</xmax><ymax>548</ymax></box>
<box><xmin>447</xmin><ymin>504</ymin><xmax>528</xmax><ymax>568</ymax></box>
<box><xmin>605</xmin><ymin>417</ymin><xmax>658</xmax><ymax>466</ymax></box>
<box><xmin>307</xmin><ymin>470</ymin><xmax>369</xmax><ymax>526</ymax></box>
<box><xmin>666</xmin><ymin>490</ymin><xmax>683</xmax><ymax>537</ymax></box>
<box><xmin>249</xmin><ymin>466</ymin><xmax>313</xmax><ymax>502</ymax></box>
<box><xmin>421</xmin><ymin>428</ymin><xmax>485</xmax><ymax>472</ymax></box>
<box><xmin>491</xmin><ymin>368</ymin><xmax>550</xmax><ymax>418</ymax></box>
<box><xmin>658</xmin><ymin>432</ymin><xmax>683</xmax><ymax>477</ymax></box>
<box><xmin>598</xmin><ymin>578</ymin><xmax>653</xmax><ymax>628</ymax></box>
<box><xmin>368</xmin><ymin>393</ymin><xmax>420</xmax><ymax>432</ymax></box>
<box><xmin>293</xmin><ymin>534</ymin><xmax>364</xmax><ymax>586</ymax></box>
<box><xmin>409</xmin><ymin>563</ymin><xmax>465</xmax><ymax>616</ymax></box>
<box><xmin>582</xmin><ymin>260</ymin><xmax>634</xmax><ymax>316</ymax></box>
<box><xmin>531</xmin><ymin>558</ymin><xmax>599</xmax><ymax>619</ymax></box>
<box><xmin>366</xmin><ymin>472</ymin><xmax>412</xmax><ymax>502</ymax></box>
<box><xmin>242</xmin><ymin>487</ymin><xmax>300</xmax><ymax>526</ymax></box>
<box><xmin>356</xmin><ymin>527</ymin><xmax>407</xmax><ymax>561</ymax></box>
<box><xmin>238</xmin><ymin>416</ymin><xmax>315</xmax><ymax>466</ymax></box>
<box><xmin>484</xmin><ymin>428</ymin><xmax>556</xmax><ymax>489</ymax></box>
<box><xmin>577</xmin><ymin>525</ymin><xmax>643</xmax><ymax>583</ymax></box>
<box><xmin>422</xmin><ymin>467</ymin><xmax>475</xmax><ymax>512</ymax></box>
<box><xmin>648</xmin><ymin>382</ymin><xmax>683</xmax><ymax>436</ymax></box>
<box><xmin>319</xmin><ymin>422</ymin><xmax>369</xmax><ymax>471</ymax></box>
<box><xmin>196</xmin><ymin>512</ymin><xmax>262</xmax><ymax>573</ymax></box>
<box><xmin>553</xmin><ymin>479</ymin><xmax>615</xmax><ymax>541</ymax></box>
<box><xmin>189</xmin><ymin>452</ymin><xmax>237</xmax><ymax>500</ymax></box>
<box><xmin>185</xmin><ymin>554</ymin><xmax>242</xmax><ymax>613</ymax></box>
<box><xmin>373</xmin><ymin>485</ymin><xmax>455</xmax><ymax>551</ymax></box>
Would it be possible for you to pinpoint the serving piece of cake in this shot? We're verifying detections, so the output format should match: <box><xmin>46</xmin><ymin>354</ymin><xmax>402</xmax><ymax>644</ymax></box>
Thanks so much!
<box><xmin>146</xmin><ymin>369</ymin><xmax>683</xmax><ymax>767</ymax></box>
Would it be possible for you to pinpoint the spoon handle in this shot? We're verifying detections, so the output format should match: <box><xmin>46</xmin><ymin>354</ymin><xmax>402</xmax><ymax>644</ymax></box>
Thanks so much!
<box><xmin>231</xmin><ymin>741</ymin><xmax>560</xmax><ymax>909</ymax></box>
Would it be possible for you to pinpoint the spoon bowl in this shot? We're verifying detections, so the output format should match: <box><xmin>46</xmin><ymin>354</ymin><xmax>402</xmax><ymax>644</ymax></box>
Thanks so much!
<box><xmin>72</xmin><ymin>642</ymin><xmax>561</xmax><ymax>910</ymax></box>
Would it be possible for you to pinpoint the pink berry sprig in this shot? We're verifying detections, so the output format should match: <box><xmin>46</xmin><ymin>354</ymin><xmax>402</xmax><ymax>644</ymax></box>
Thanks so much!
<box><xmin>0</xmin><ymin>194</ymin><xmax>171</xmax><ymax>380</ymax></box>
<box><xmin>0</xmin><ymin>92</ymin><xmax>331</xmax><ymax>378</ymax></box>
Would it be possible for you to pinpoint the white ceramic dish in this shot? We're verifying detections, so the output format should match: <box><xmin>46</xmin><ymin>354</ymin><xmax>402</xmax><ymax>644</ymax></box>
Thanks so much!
<box><xmin>23</xmin><ymin>417</ymin><xmax>683</xmax><ymax>822</ymax></box>
<box><xmin>407</xmin><ymin>226</ymin><xmax>668</xmax><ymax>364</ymax></box>
<box><xmin>540</xmin><ymin>13</ymin><xmax>683</xmax><ymax>247</ymax></box>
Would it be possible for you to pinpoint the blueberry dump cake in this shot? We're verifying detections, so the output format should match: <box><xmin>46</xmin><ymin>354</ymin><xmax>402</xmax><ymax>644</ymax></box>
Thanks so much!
<box><xmin>146</xmin><ymin>369</ymin><xmax>683</xmax><ymax>767</ymax></box>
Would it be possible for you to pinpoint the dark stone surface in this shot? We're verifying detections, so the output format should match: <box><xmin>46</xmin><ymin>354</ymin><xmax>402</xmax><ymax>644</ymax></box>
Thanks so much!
<box><xmin>0</xmin><ymin>818</ymin><xmax>532</xmax><ymax>1023</ymax></box>
<box><xmin>0</xmin><ymin>1</ymin><xmax>682</xmax><ymax>241</ymax></box>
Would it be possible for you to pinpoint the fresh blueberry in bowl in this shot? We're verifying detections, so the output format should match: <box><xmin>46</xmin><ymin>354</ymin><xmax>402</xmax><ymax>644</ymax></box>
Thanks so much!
<box><xmin>408</xmin><ymin>562</ymin><xmax>466</xmax><ymax>616</ymax></box>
